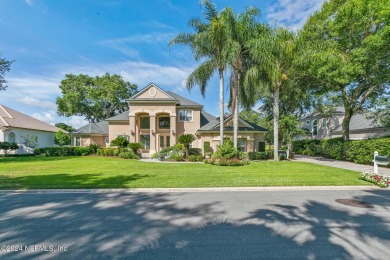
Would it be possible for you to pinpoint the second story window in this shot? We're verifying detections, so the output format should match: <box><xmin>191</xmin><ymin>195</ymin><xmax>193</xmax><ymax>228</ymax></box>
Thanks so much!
<box><xmin>140</xmin><ymin>117</ymin><xmax>150</xmax><ymax>129</ymax></box>
<box><xmin>179</xmin><ymin>109</ymin><xmax>193</xmax><ymax>122</ymax></box>
<box><xmin>159</xmin><ymin>117</ymin><xmax>170</xmax><ymax>129</ymax></box>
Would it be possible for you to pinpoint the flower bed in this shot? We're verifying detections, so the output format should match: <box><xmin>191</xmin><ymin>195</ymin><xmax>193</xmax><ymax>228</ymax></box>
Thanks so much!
<box><xmin>361</xmin><ymin>172</ymin><xmax>390</xmax><ymax>188</ymax></box>
<box><xmin>204</xmin><ymin>157</ymin><xmax>250</xmax><ymax>166</ymax></box>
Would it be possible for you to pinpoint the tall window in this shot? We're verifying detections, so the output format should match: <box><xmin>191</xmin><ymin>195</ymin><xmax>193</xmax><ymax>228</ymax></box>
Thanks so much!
<box><xmin>313</xmin><ymin>120</ymin><xmax>318</xmax><ymax>136</ymax></box>
<box><xmin>238</xmin><ymin>139</ymin><xmax>246</xmax><ymax>152</ymax></box>
<box><xmin>8</xmin><ymin>132</ymin><xmax>16</xmax><ymax>143</ymax></box>
<box><xmin>158</xmin><ymin>117</ymin><xmax>170</xmax><ymax>129</ymax></box>
<box><xmin>322</xmin><ymin>118</ymin><xmax>327</xmax><ymax>128</ymax></box>
<box><xmin>75</xmin><ymin>137</ymin><xmax>81</xmax><ymax>146</ymax></box>
<box><xmin>179</xmin><ymin>109</ymin><xmax>193</xmax><ymax>121</ymax></box>
<box><xmin>140</xmin><ymin>135</ymin><xmax>150</xmax><ymax>149</ymax></box>
<box><xmin>140</xmin><ymin>117</ymin><xmax>150</xmax><ymax>129</ymax></box>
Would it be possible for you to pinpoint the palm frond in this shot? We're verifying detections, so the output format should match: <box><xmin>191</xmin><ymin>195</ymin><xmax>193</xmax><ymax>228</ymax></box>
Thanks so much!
<box><xmin>186</xmin><ymin>60</ymin><xmax>216</xmax><ymax>96</ymax></box>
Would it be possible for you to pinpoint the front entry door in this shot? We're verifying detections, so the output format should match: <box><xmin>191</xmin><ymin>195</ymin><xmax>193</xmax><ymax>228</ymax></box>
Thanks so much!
<box><xmin>159</xmin><ymin>135</ymin><xmax>170</xmax><ymax>151</ymax></box>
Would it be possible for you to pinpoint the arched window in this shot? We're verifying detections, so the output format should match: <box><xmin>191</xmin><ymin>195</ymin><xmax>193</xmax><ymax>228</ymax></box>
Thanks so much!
<box><xmin>8</xmin><ymin>132</ymin><xmax>16</xmax><ymax>143</ymax></box>
<box><xmin>105</xmin><ymin>137</ymin><xmax>109</xmax><ymax>144</ymax></box>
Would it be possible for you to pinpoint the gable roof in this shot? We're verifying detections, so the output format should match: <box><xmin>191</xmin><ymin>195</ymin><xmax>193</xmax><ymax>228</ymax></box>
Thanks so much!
<box><xmin>198</xmin><ymin>114</ymin><xmax>268</xmax><ymax>132</ymax></box>
<box><xmin>129</xmin><ymin>83</ymin><xmax>176</xmax><ymax>100</ymax></box>
<box><xmin>72</xmin><ymin>120</ymin><xmax>109</xmax><ymax>135</ymax></box>
<box><xmin>105</xmin><ymin>110</ymin><xmax>129</xmax><ymax>121</ymax></box>
<box><xmin>0</xmin><ymin>105</ymin><xmax>61</xmax><ymax>133</ymax></box>
<box><xmin>166</xmin><ymin>91</ymin><xmax>203</xmax><ymax>107</ymax></box>
<box><xmin>128</xmin><ymin>83</ymin><xmax>203</xmax><ymax>107</ymax></box>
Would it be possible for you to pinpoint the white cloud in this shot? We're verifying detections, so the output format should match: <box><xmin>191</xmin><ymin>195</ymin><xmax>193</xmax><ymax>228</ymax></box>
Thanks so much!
<box><xmin>99</xmin><ymin>32</ymin><xmax>174</xmax><ymax>57</ymax></box>
<box><xmin>19</xmin><ymin>96</ymin><xmax>56</xmax><ymax>109</ymax></box>
<box><xmin>32</xmin><ymin>110</ymin><xmax>56</xmax><ymax>125</ymax></box>
<box><xmin>25</xmin><ymin>0</ymin><xmax>33</xmax><ymax>6</ymax></box>
<box><xmin>60</xmin><ymin>116</ymin><xmax>89</xmax><ymax>129</ymax></box>
<box><xmin>266</xmin><ymin>0</ymin><xmax>325</xmax><ymax>30</ymax></box>
<box><xmin>60</xmin><ymin>60</ymin><xmax>193</xmax><ymax>90</ymax></box>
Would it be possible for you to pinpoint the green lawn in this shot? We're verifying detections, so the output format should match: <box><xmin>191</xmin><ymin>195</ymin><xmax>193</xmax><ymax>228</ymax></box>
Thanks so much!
<box><xmin>0</xmin><ymin>156</ymin><xmax>369</xmax><ymax>189</ymax></box>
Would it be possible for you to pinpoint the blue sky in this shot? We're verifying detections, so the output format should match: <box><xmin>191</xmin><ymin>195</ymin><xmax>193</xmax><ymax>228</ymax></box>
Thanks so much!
<box><xmin>0</xmin><ymin>0</ymin><xmax>324</xmax><ymax>128</ymax></box>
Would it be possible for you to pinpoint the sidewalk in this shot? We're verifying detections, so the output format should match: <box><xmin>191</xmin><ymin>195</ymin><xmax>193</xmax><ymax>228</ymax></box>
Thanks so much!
<box><xmin>294</xmin><ymin>155</ymin><xmax>390</xmax><ymax>175</ymax></box>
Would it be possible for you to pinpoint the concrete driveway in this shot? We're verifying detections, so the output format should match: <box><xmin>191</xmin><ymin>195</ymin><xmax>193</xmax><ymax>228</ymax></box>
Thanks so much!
<box><xmin>294</xmin><ymin>155</ymin><xmax>390</xmax><ymax>175</ymax></box>
<box><xmin>0</xmin><ymin>188</ymin><xmax>389</xmax><ymax>259</ymax></box>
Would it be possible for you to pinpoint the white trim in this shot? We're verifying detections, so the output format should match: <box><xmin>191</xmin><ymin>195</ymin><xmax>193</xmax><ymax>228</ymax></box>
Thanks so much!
<box><xmin>178</xmin><ymin>109</ymin><xmax>193</xmax><ymax>122</ymax></box>
<box><xmin>215</xmin><ymin>115</ymin><xmax>254</xmax><ymax>129</ymax></box>
<box><xmin>129</xmin><ymin>83</ymin><xmax>176</xmax><ymax>100</ymax></box>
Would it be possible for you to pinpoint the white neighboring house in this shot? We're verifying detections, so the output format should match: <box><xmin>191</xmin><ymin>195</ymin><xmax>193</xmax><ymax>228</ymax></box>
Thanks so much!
<box><xmin>0</xmin><ymin>105</ymin><xmax>63</xmax><ymax>154</ymax></box>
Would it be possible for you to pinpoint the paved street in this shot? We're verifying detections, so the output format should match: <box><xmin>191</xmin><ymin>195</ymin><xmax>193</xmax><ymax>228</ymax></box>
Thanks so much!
<box><xmin>1</xmin><ymin>189</ymin><xmax>389</xmax><ymax>259</ymax></box>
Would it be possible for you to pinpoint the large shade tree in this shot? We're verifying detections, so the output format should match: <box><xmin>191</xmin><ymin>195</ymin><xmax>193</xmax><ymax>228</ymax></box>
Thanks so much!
<box><xmin>56</xmin><ymin>73</ymin><xmax>137</xmax><ymax>123</ymax></box>
<box><xmin>244</xmin><ymin>27</ymin><xmax>296</xmax><ymax>160</ymax></box>
<box><xmin>169</xmin><ymin>0</ymin><xmax>229</xmax><ymax>146</ymax></box>
<box><xmin>296</xmin><ymin>0</ymin><xmax>390</xmax><ymax>146</ymax></box>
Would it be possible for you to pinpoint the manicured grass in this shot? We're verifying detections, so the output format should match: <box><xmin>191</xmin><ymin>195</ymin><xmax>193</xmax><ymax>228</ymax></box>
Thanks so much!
<box><xmin>0</xmin><ymin>156</ymin><xmax>369</xmax><ymax>189</ymax></box>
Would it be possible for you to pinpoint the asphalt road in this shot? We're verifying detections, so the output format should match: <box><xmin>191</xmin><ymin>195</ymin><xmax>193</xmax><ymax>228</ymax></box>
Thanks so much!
<box><xmin>0</xmin><ymin>189</ymin><xmax>389</xmax><ymax>259</ymax></box>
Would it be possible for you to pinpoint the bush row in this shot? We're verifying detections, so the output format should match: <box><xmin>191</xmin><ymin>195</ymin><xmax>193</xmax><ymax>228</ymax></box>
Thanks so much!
<box><xmin>292</xmin><ymin>137</ymin><xmax>390</xmax><ymax>164</ymax></box>
<box><xmin>204</xmin><ymin>157</ymin><xmax>250</xmax><ymax>166</ymax></box>
<box><xmin>248</xmin><ymin>152</ymin><xmax>271</xmax><ymax>160</ymax></box>
<box><xmin>96</xmin><ymin>148</ymin><xmax>140</xmax><ymax>159</ymax></box>
<box><xmin>187</xmin><ymin>155</ymin><xmax>204</xmax><ymax>162</ymax></box>
<box><xmin>34</xmin><ymin>146</ymin><xmax>95</xmax><ymax>156</ymax></box>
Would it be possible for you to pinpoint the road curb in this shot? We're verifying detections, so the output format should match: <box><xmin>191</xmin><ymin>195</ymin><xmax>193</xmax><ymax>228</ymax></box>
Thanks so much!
<box><xmin>0</xmin><ymin>186</ymin><xmax>383</xmax><ymax>194</ymax></box>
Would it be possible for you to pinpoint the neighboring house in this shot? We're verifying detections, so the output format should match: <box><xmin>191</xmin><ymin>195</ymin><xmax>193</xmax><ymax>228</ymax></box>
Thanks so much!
<box><xmin>0</xmin><ymin>104</ymin><xmax>62</xmax><ymax>154</ymax></box>
<box><xmin>301</xmin><ymin>107</ymin><xmax>390</xmax><ymax>140</ymax></box>
<box><xmin>71</xmin><ymin>83</ymin><xmax>268</xmax><ymax>155</ymax></box>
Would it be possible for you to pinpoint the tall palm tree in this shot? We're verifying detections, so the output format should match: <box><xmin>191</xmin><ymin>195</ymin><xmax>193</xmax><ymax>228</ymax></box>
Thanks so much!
<box><xmin>245</xmin><ymin>27</ymin><xmax>295</xmax><ymax>160</ymax></box>
<box><xmin>169</xmin><ymin>0</ymin><xmax>229</xmax><ymax>146</ymax></box>
<box><xmin>222</xmin><ymin>7</ymin><xmax>261</xmax><ymax>149</ymax></box>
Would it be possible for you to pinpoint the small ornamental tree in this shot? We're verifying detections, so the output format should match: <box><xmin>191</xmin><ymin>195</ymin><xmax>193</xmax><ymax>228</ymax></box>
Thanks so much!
<box><xmin>177</xmin><ymin>134</ymin><xmax>196</xmax><ymax>158</ymax></box>
<box><xmin>128</xmin><ymin>142</ymin><xmax>143</xmax><ymax>154</ymax></box>
<box><xmin>0</xmin><ymin>142</ymin><xmax>19</xmax><ymax>155</ymax></box>
<box><xmin>55</xmin><ymin>130</ymin><xmax>71</xmax><ymax>146</ymax></box>
<box><xmin>110</xmin><ymin>136</ymin><xmax>129</xmax><ymax>148</ymax></box>
<box><xmin>21</xmin><ymin>134</ymin><xmax>38</xmax><ymax>149</ymax></box>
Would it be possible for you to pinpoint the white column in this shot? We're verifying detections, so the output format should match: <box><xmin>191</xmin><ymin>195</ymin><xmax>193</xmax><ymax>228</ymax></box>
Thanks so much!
<box><xmin>373</xmin><ymin>151</ymin><xmax>378</xmax><ymax>174</ymax></box>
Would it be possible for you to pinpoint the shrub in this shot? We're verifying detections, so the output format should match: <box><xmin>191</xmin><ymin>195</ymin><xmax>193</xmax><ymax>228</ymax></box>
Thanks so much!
<box><xmin>88</xmin><ymin>144</ymin><xmax>101</xmax><ymax>155</ymax></box>
<box><xmin>119</xmin><ymin>151</ymin><xmax>137</xmax><ymax>159</ymax></box>
<box><xmin>75</xmin><ymin>147</ymin><xmax>91</xmax><ymax>156</ymax></box>
<box><xmin>347</xmin><ymin>137</ymin><xmax>390</xmax><ymax>164</ymax></box>
<box><xmin>248</xmin><ymin>152</ymin><xmax>270</xmax><ymax>160</ymax></box>
<box><xmin>279</xmin><ymin>154</ymin><xmax>287</xmax><ymax>161</ymax></box>
<box><xmin>196</xmin><ymin>155</ymin><xmax>203</xmax><ymax>162</ymax></box>
<box><xmin>188</xmin><ymin>155</ymin><xmax>197</xmax><ymax>162</ymax></box>
<box><xmin>214</xmin><ymin>140</ymin><xmax>239</xmax><ymax>159</ymax></box>
<box><xmin>128</xmin><ymin>142</ymin><xmax>143</xmax><ymax>154</ymax></box>
<box><xmin>321</xmin><ymin>137</ymin><xmax>344</xmax><ymax>159</ymax></box>
<box><xmin>34</xmin><ymin>148</ymin><xmax>45</xmax><ymax>155</ymax></box>
<box><xmin>110</xmin><ymin>136</ymin><xmax>129</xmax><ymax>148</ymax></box>
<box><xmin>173</xmin><ymin>155</ymin><xmax>183</xmax><ymax>161</ymax></box>
<box><xmin>189</xmin><ymin>148</ymin><xmax>202</xmax><ymax>156</ymax></box>
<box><xmin>0</xmin><ymin>142</ymin><xmax>19</xmax><ymax>154</ymax></box>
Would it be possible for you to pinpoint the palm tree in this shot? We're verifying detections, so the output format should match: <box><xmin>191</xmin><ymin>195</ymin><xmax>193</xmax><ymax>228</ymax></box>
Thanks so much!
<box><xmin>169</xmin><ymin>0</ymin><xmax>229</xmax><ymax>146</ymax></box>
<box><xmin>177</xmin><ymin>134</ymin><xmax>196</xmax><ymax>158</ymax></box>
<box><xmin>222</xmin><ymin>7</ymin><xmax>261</xmax><ymax>148</ymax></box>
<box><xmin>245</xmin><ymin>27</ymin><xmax>295</xmax><ymax>160</ymax></box>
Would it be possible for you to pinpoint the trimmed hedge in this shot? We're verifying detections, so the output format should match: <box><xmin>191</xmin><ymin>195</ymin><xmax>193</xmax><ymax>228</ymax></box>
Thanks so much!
<box><xmin>292</xmin><ymin>136</ymin><xmax>390</xmax><ymax>165</ymax></box>
<box><xmin>248</xmin><ymin>152</ymin><xmax>271</xmax><ymax>160</ymax></box>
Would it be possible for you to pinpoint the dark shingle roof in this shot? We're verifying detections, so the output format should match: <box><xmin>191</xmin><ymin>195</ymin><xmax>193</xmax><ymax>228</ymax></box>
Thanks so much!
<box><xmin>73</xmin><ymin>121</ymin><xmax>108</xmax><ymax>135</ymax></box>
<box><xmin>166</xmin><ymin>91</ymin><xmax>203</xmax><ymax>107</ymax></box>
<box><xmin>198</xmin><ymin>114</ymin><xmax>267</xmax><ymax>132</ymax></box>
<box><xmin>105</xmin><ymin>111</ymin><xmax>129</xmax><ymax>121</ymax></box>
<box><xmin>200</xmin><ymin>110</ymin><xmax>216</xmax><ymax>127</ymax></box>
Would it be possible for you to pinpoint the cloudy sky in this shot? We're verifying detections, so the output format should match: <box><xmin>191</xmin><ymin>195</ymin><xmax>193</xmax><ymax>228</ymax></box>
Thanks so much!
<box><xmin>0</xmin><ymin>0</ymin><xmax>324</xmax><ymax>128</ymax></box>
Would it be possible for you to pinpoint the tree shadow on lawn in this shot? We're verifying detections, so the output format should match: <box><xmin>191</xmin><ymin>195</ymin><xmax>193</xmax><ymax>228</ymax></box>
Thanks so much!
<box><xmin>0</xmin><ymin>173</ymin><xmax>152</xmax><ymax>189</ymax></box>
<box><xmin>0</xmin><ymin>156</ymin><xmax>75</xmax><ymax>164</ymax></box>
<box><xmin>0</xmin><ymin>189</ymin><xmax>389</xmax><ymax>259</ymax></box>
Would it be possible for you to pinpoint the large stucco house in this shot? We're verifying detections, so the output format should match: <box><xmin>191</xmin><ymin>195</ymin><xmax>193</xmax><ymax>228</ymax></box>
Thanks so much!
<box><xmin>0</xmin><ymin>104</ymin><xmax>62</xmax><ymax>154</ymax></box>
<box><xmin>71</xmin><ymin>84</ymin><xmax>267</xmax><ymax>156</ymax></box>
<box><xmin>301</xmin><ymin>107</ymin><xmax>390</xmax><ymax>140</ymax></box>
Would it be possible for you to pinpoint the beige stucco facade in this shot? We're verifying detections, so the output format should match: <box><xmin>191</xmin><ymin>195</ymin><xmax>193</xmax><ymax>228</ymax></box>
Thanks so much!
<box><xmin>72</xmin><ymin>84</ymin><xmax>267</xmax><ymax>155</ymax></box>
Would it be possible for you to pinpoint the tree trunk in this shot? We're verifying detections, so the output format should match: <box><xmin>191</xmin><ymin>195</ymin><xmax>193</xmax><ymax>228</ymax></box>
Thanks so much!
<box><xmin>273</xmin><ymin>84</ymin><xmax>280</xmax><ymax>161</ymax></box>
<box><xmin>233</xmin><ymin>72</ymin><xmax>240</xmax><ymax>149</ymax></box>
<box><xmin>341</xmin><ymin>109</ymin><xmax>353</xmax><ymax>159</ymax></box>
<box><xmin>219</xmin><ymin>69</ymin><xmax>224</xmax><ymax>146</ymax></box>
